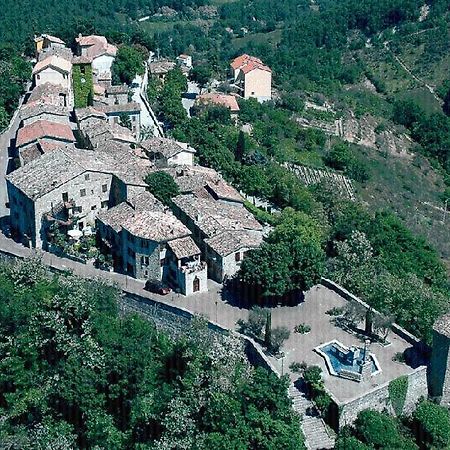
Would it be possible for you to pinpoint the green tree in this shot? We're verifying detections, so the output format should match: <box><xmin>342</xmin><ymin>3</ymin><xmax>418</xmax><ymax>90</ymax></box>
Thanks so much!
<box><xmin>355</xmin><ymin>410</ymin><xmax>418</xmax><ymax>450</ymax></box>
<box><xmin>144</xmin><ymin>171</ymin><xmax>180</xmax><ymax>205</ymax></box>
<box><xmin>413</xmin><ymin>400</ymin><xmax>450</xmax><ymax>449</ymax></box>
<box><xmin>112</xmin><ymin>45</ymin><xmax>145</xmax><ymax>85</ymax></box>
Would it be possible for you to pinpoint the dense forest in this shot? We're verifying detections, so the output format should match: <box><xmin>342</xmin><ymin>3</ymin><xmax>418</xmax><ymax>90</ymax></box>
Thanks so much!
<box><xmin>0</xmin><ymin>258</ymin><xmax>304</xmax><ymax>449</ymax></box>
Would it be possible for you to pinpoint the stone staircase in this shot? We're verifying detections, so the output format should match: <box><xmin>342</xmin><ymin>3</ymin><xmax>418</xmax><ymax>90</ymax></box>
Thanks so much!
<box><xmin>289</xmin><ymin>384</ymin><xmax>335</xmax><ymax>450</ymax></box>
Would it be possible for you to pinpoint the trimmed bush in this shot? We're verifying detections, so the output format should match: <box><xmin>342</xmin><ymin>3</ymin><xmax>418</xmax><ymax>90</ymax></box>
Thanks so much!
<box><xmin>389</xmin><ymin>376</ymin><xmax>408</xmax><ymax>416</ymax></box>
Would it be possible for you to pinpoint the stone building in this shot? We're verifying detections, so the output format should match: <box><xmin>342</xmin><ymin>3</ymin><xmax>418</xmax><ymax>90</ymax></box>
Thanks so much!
<box><xmin>149</xmin><ymin>60</ymin><xmax>176</xmax><ymax>82</ymax></box>
<box><xmin>6</xmin><ymin>146</ymin><xmax>149</xmax><ymax>249</ymax></box>
<box><xmin>34</xmin><ymin>34</ymin><xmax>66</xmax><ymax>58</ymax></box>
<box><xmin>32</xmin><ymin>56</ymin><xmax>72</xmax><ymax>96</ymax></box>
<box><xmin>429</xmin><ymin>313</ymin><xmax>450</xmax><ymax>406</ymax></box>
<box><xmin>141</xmin><ymin>137</ymin><xmax>196</xmax><ymax>167</ymax></box>
<box><xmin>104</xmin><ymin>84</ymin><xmax>129</xmax><ymax>105</ymax></box>
<box><xmin>97</xmin><ymin>102</ymin><xmax>141</xmax><ymax>137</ymax></box>
<box><xmin>75</xmin><ymin>34</ymin><xmax>117</xmax><ymax>85</ymax></box>
<box><xmin>19</xmin><ymin>103</ymin><xmax>69</xmax><ymax>127</ymax></box>
<box><xmin>195</xmin><ymin>93</ymin><xmax>240</xmax><ymax>119</ymax></box>
<box><xmin>205</xmin><ymin>230</ymin><xmax>263</xmax><ymax>282</ymax></box>
<box><xmin>230</xmin><ymin>54</ymin><xmax>272</xmax><ymax>102</ymax></box>
<box><xmin>16</xmin><ymin>120</ymin><xmax>75</xmax><ymax>151</ymax></box>
<box><xmin>172</xmin><ymin>194</ymin><xmax>263</xmax><ymax>281</ymax></box>
<box><xmin>97</xmin><ymin>191</ymin><xmax>207</xmax><ymax>295</ymax></box>
<box><xmin>28</xmin><ymin>82</ymin><xmax>69</xmax><ymax>108</ymax></box>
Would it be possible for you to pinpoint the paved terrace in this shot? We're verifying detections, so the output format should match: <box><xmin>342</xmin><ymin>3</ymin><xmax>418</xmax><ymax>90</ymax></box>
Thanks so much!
<box><xmin>0</xmin><ymin>232</ymin><xmax>418</xmax><ymax>405</ymax></box>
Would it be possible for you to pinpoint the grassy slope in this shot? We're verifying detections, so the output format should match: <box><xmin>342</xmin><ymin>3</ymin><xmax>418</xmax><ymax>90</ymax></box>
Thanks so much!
<box><xmin>354</xmin><ymin>147</ymin><xmax>450</xmax><ymax>263</ymax></box>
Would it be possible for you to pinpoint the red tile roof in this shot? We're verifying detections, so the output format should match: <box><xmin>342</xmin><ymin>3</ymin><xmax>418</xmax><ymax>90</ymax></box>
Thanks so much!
<box><xmin>230</xmin><ymin>54</ymin><xmax>262</xmax><ymax>70</ymax></box>
<box><xmin>16</xmin><ymin>120</ymin><xmax>75</xmax><ymax>148</ymax></box>
<box><xmin>197</xmin><ymin>93</ymin><xmax>240</xmax><ymax>112</ymax></box>
<box><xmin>33</xmin><ymin>55</ymin><xmax>72</xmax><ymax>75</ymax></box>
<box><xmin>240</xmin><ymin>60</ymin><xmax>271</xmax><ymax>75</ymax></box>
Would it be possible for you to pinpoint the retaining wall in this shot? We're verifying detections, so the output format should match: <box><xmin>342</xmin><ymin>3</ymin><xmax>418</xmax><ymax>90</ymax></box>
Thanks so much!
<box><xmin>339</xmin><ymin>365</ymin><xmax>428</xmax><ymax>427</ymax></box>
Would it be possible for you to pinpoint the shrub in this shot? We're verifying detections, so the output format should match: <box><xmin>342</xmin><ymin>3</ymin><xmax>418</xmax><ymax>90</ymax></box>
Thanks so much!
<box><xmin>392</xmin><ymin>352</ymin><xmax>406</xmax><ymax>363</ymax></box>
<box><xmin>326</xmin><ymin>307</ymin><xmax>345</xmax><ymax>316</ymax></box>
<box><xmin>389</xmin><ymin>376</ymin><xmax>408</xmax><ymax>416</ymax></box>
<box><xmin>269</xmin><ymin>326</ymin><xmax>290</xmax><ymax>354</ymax></box>
<box><xmin>413</xmin><ymin>401</ymin><xmax>450</xmax><ymax>449</ymax></box>
<box><xmin>236</xmin><ymin>306</ymin><xmax>267</xmax><ymax>339</ymax></box>
<box><xmin>294</xmin><ymin>323</ymin><xmax>311</xmax><ymax>334</ymax></box>
<box><xmin>289</xmin><ymin>361</ymin><xmax>307</xmax><ymax>373</ymax></box>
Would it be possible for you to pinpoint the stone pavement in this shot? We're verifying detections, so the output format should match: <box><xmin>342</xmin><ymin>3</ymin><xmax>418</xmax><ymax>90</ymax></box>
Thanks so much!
<box><xmin>289</xmin><ymin>383</ymin><xmax>335</xmax><ymax>450</ymax></box>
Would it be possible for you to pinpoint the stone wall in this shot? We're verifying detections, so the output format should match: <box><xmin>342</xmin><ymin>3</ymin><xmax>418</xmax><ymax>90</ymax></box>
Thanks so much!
<box><xmin>321</xmin><ymin>278</ymin><xmax>430</xmax><ymax>353</ymax></box>
<box><xmin>339</xmin><ymin>366</ymin><xmax>428</xmax><ymax>427</ymax></box>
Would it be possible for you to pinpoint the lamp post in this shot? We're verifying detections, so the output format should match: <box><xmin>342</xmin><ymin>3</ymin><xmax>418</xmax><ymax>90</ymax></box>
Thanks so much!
<box><xmin>215</xmin><ymin>299</ymin><xmax>218</xmax><ymax>323</ymax></box>
<box><xmin>281</xmin><ymin>351</ymin><xmax>285</xmax><ymax>376</ymax></box>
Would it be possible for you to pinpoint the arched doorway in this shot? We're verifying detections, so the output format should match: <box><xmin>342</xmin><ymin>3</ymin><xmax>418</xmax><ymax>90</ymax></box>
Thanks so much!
<box><xmin>193</xmin><ymin>276</ymin><xmax>200</xmax><ymax>293</ymax></box>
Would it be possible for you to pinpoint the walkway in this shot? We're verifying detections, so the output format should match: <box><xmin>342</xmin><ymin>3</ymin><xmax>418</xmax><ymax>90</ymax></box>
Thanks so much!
<box><xmin>289</xmin><ymin>383</ymin><xmax>335</xmax><ymax>450</ymax></box>
<box><xmin>131</xmin><ymin>63</ymin><xmax>164</xmax><ymax>138</ymax></box>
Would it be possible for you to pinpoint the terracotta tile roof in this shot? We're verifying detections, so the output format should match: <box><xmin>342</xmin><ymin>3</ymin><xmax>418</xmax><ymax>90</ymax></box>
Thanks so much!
<box><xmin>141</xmin><ymin>137</ymin><xmax>195</xmax><ymax>159</ymax></box>
<box><xmin>230</xmin><ymin>54</ymin><xmax>262</xmax><ymax>70</ymax></box>
<box><xmin>106</xmin><ymin>84</ymin><xmax>129</xmax><ymax>95</ymax></box>
<box><xmin>205</xmin><ymin>230</ymin><xmax>263</xmax><ymax>257</ymax></box>
<box><xmin>240</xmin><ymin>60</ymin><xmax>271</xmax><ymax>75</ymax></box>
<box><xmin>43</xmin><ymin>34</ymin><xmax>65</xmax><ymax>45</ymax></box>
<box><xmin>172</xmin><ymin>194</ymin><xmax>262</xmax><ymax>238</ymax></box>
<box><xmin>16</xmin><ymin>120</ymin><xmax>75</xmax><ymax>148</ymax></box>
<box><xmin>149</xmin><ymin>60</ymin><xmax>176</xmax><ymax>74</ymax></box>
<box><xmin>20</xmin><ymin>102</ymin><xmax>68</xmax><ymax>122</ymax></box>
<box><xmin>98</xmin><ymin>102</ymin><xmax>141</xmax><ymax>114</ymax></box>
<box><xmin>74</xmin><ymin>107</ymin><xmax>107</xmax><ymax>122</ymax></box>
<box><xmin>197</xmin><ymin>93</ymin><xmax>240</xmax><ymax>112</ymax></box>
<box><xmin>28</xmin><ymin>83</ymin><xmax>68</xmax><ymax>105</ymax></box>
<box><xmin>19</xmin><ymin>144</ymin><xmax>42</xmax><ymax>166</ymax></box>
<box><xmin>168</xmin><ymin>236</ymin><xmax>201</xmax><ymax>259</ymax></box>
<box><xmin>33</xmin><ymin>55</ymin><xmax>72</xmax><ymax>75</ymax></box>
<box><xmin>123</xmin><ymin>210</ymin><xmax>190</xmax><ymax>242</ymax></box>
<box><xmin>76</xmin><ymin>35</ymin><xmax>117</xmax><ymax>59</ymax></box>
<box><xmin>205</xmin><ymin>179</ymin><xmax>243</xmax><ymax>203</ymax></box>
<box><xmin>38</xmin><ymin>139</ymin><xmax>64</xmax><ymax>153</ymax></box>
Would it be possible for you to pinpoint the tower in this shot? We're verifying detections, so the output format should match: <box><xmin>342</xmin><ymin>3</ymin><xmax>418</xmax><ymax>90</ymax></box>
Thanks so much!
<box><xmin>429</xmin><ymin>313</ymin><xmax>450</xmax><ymax>406</ymax></box>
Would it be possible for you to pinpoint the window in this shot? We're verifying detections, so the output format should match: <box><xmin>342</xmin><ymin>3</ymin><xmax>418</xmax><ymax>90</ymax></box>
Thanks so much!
<box><xmin>62</xmin><ymin>192</ymin><xmax>68</xmax><ymax>203</ymax></box>
<box><xmin>235</xmin><ymin>252</ymin><xmax>241</xmax><ymax>262</ymax></box>
<box><xmin>160</xmin><ymin>258</ymin><xmax>165</xmax><ymax>267</ymax></box>
<box><xmin>128</xmin><ymin>248</ymin><xmax>135</xmax><ymax>258</ymax></box>
<box><xmin>102</xmin><ymin>184</ymin><xmax>108</xmax><ymax>193</ymax></box>
<box><xmin>142</xmin><ymin>240</ymin><xmax>148</xmax><ymax>249</ymax></box>
<box><xmin>101</xmin><ymin>201</ymin><xmax>108</xmax><ymax>208</ymax></box>
<box><xmin>85</xmin><ymin>174</ymin><xmax>90</xmax><ymax>181</ymax></box>
<box><xmin>80</xmin><ymin>188</ymin><xmax>86</xmax><ymax>197</ymax></box>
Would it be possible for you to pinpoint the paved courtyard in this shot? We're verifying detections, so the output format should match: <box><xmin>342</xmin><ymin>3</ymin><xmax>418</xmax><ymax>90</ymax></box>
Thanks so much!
<box><xmin>0</xmin><ymin>230</ymin><xmax>421</xmax><ymax>405</ymax></box>
<box><xmin>265</xmin><ymin>285</ymin><xmax>420</xmax><ymax>403</ymax></box>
